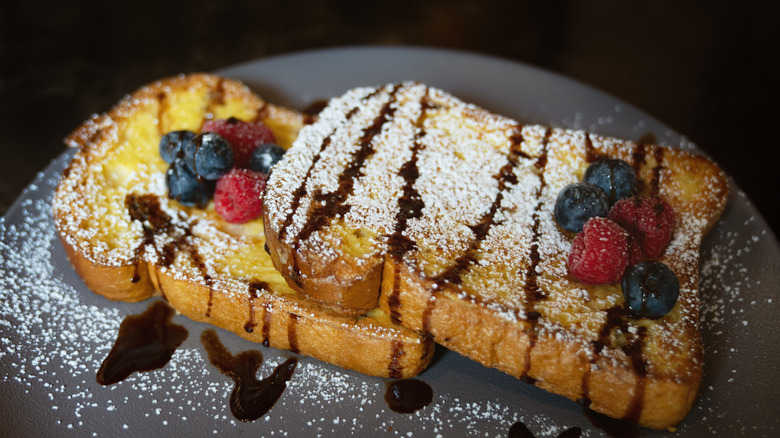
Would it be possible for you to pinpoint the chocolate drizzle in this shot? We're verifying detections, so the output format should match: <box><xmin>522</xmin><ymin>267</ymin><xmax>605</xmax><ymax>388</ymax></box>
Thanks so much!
<box><xmin>97</xmin><ymin>300</ymin><xmax>188</xmax><ymax>385</ymax></box>
<box><xmin>631</xmin><ymin>138</ymin><xmax>666</xmax><ymax>197</ymax></box>
<box><xmin>203</xmin><ymin>78</ymin><xmax>226</xmax><ymax>122</ymax></box>
<box><xmin>244</xmin><ymin>281</ymin><xmax>269</xmax><ymax>333</ymax></box>
<box><xmin>433</xmin><ymin>124</ymin><xmax>529</xmax><ymax>288</ymax></box>
<box><xmin>631</xmin><ymin>141</ymin><xmax>648</xmax><ymax>195</ymax></box>
<box><xmin>261</xmin><ymin>302</ymin><xmax>272</xmax><ymax>347</ymax></box>
<box><xmin>294</xmin><ymin>84</ymin><xmax>402</xmax><ymax>246</ymax></box>
<box><xmin>388</xmin><ymin>339</ymin><xmax>405</xmax><ymax>379</ymax></box>
<box><xmin>386</xmin><ymin>89</ymin><xmax>432</xmax><ymax>324</ymax></box>
<box><xmin>518</xmin><ymin>127</ymin><xmax>552</xmax><ymax>379</ymax></box>
<box><xmin>125</xmin><ymin>193</ymin><xmax>212</xmax><ymax>318</ymax></box>
<box><xmin>287</xmin><ymin>313</ymin><xmax>300</xmax><ymax>354</ymax></box>
<box><xmin>278</xmin><ymin>87</ymin><xmax>383</xmax><ymax>241</ymax></box>
<box><xmin>201</xmin><ymin>329</ymin><xmax>297</xmax><ymax>422</ymax></box>
<box><xmin>584</xmin><ymin>132</ymin><xmax>602</xmax><ymax>163</ymax></box>
<box><xmin>650</xmin><ymin>146</ymin><xmax>665</xmax><ymax>197</ymax></box>
<box><xmin>581</xmin><ymin>305</ymin><xmax>649</xmax><ymax>425</ymax></box>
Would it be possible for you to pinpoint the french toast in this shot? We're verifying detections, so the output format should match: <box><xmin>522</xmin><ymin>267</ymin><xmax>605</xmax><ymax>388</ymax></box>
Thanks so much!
<box><xmin>263</xmin><ymin>82</ymin><xmax>729</xmax><ymax>429</ymax></box>
<box><xmin>52</xmin><ymin>74</ymin><xmax>434</xmax><ymax>379</ymax></box>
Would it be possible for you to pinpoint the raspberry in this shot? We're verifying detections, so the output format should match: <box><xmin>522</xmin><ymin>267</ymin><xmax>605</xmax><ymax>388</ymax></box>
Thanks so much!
<box><xmin>202</xmin><ymin>118</ymin><xmax>276</xmax><ymax>168</ymax></box>
<box><xmin>214</xmin><ymin>168</ymin><xmax>267</xmax><ymax>223</ymax></box>
<box><xmin>567</xmin><ymin>217</ymin><xmax>632</xmax><ymax>284</ymax></box>
<box><xmin>608</xmin><ymin>197</ymin><xmax>675</xmax><ymax>259</ymax></box>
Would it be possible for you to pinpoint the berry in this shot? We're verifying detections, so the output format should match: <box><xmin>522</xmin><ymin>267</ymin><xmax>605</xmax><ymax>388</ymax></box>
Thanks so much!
<box><xmin>608</xmin><ymin>197</ymin><xmax>675</xmax><ymax>259</ymax></box>
<box><xmin>182</xmin><ymin>132</ymin><xmax>234</xmax><ymax>180</ymax></box>
<box><xmin>214</xmin><ymin>168</ymin><xmax>268</xmax><ymax>223</ymax></box>
<box><xmin>165</xmin><ymin>158</ymin><xmax>215</xmax><ymax>207</ymax></box>
<box><xmin>248</xmin><ymin>143</ymin><xmax>286</xmax><ymax>174</ymax></box>
<box><xmin>159</xmin><ymin>130</ymin><xmax>196</xmax><ymax>164</ymax></box>
<box><xmin>583</xmin><ymin>158</ymin><xmax>636</xmax><ymax>205</ymax></box>
<box><xmin>622</xmin><ymin>261</ymin><xmax>680</xmax><ymax>318</ymax></box>
<box><xmin>567</xmin><ymin>217</ymin><xmax>632</xmax><ymax>284</ymax></box>
<box><xmin>202</xmin><ymin>118</ymin><xmax>276</xmax><ymax>168</ymax></box>
<box><xmin>554</xmin><ymin>182</ymin><xmax>610</xmax><ymax>233</ymax></box>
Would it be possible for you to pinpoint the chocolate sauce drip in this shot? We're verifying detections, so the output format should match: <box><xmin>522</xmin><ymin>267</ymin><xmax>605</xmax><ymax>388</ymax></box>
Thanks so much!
<box><xmin>593</xmin><ymin>306</ymin><xmax>628</xmax><ymax>355</ymax></box>
<box><xmin>285</xmin><ymin>85</ymin><xmax>403</xmax><ymax>283</ymax></box>
<box><xmin>261</xmin><ymin>302</ymin><xmax>272</xmax><ymax>347</ymax></box>
<box><xmin>584</xmin><ymin>133</ymin><xmax>602</xmax><ymax>163</ymax></box>
<box><xmin>421</xmin><ymin>293</ymin><xmax>436</xmax><ymax>335</ymax></box>
<box><xmin>287</xmin><ymin>313</ymin><xmax>300</xmax><ymax>354</ymax></box>
<box><xmin>205</xmin><ymin>78</ymin><xmax>226</xmax><ymax>119</ymax></box>
<box><xmin>387</xmin><ymin>92</ymin><xmax>430</xmax><ymax>262</ymax></box>
<box><xmin>244</xmin><ymin>282</ymin><xmax>269</xmax><ymax>333</ymax></box>
<box><xmin>433</xmin><ymin>124</ymin><xmax>527</xmax><ymax>288</ymax></box>
<box><xmin>388</xmin><ymin>340</ymin><xmax>405</xmax><ymax>379</ymax></box>
<box><xmin>126</xmin><ymin>193</ymin><xmax>177</xmax><ymax>286</ymax></box>
<box><xmin>631</xmin><ymin>143</ymin><xmax>648</xmax><ymax>194</ymax></box>
<box><xmin>97</xmin><ymin>301</ymin><xmax>188</xmax><ymax>385</ymax></box>
<box><xmin>520</xmin><ymin>374</ymin><xmax>538</xmax><ymax>385</ymax></box>
<box><xmin>582</xmin><ymin>305</ymin><xmax>648</xmax><ymax>427</ymax></box>
<box><xmin>278</xmin><ymin>87</ymin><xmax>384</xmax><ymax>240</ymax></box>
<box><xmin>384</xmin><ymin>379</ymin><xmax>433</xmax><ymax>414</ymax></box>
<box><xmin>294</xmin><ymin>84</ymin><xmax>402</xmax><ymax>247</ymax></box>
<box><xmin>125</xmin><ymin>194</ymin><xmax>214</xmax><ymax>318</ymax></box>
<box><xmin>201</xmin><ymin>329</ymin><xmax>297</xmax><ymax>422</ymax></box>
<box><xmin>386</xmin><ymin>90</ymin><xmax>431</xmax><ymax>324</ymax></box>
<box><xmin>388</xmin><ymin>269</ymin><xmax>404</xmax><ymax>324</ymax></box>
<box><xmin>508</xmin><ymin>422</ymin><xmax>582</xmax><ymax>438</ymax></box>
<box><xmin>518</xmin><ymin>127</ymin><xmax>552</xmax><ymax>379</ymax></box>
<box><xmin>622</xmin><ymin>326</ymin><xmax>648</xmax><ymax>424</ymax></box>
<box><xmin>650</xmin><ymin>147</ymin><xmax>665</xmax><ymax>197</ymax></box>
<box><xmin>580</xmin><ymin>306</ymin><xmax>628</xmax><ymax>404</ymax></box>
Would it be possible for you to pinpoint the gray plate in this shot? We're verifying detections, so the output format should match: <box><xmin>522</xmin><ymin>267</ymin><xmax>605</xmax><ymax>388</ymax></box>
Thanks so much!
<box><xmin>1</xmin><ymin>46</ymin><xmax>778</xmax><ymax>437</ymax></box>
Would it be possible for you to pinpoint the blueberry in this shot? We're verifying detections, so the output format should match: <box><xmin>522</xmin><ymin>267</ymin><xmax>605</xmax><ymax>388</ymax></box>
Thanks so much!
<box><xmin>554</xmin><ymin>182</ymin><xmax>610</xmax><ymax>233</ymax></box>
<box><xmin>159</xmin><ymin>130</ymin><xmax>196</xmax><ymax>164</ymax></box>
<box><xmin>165</xmin><ymin>158</ymin><xmax>215</xmax><ymax>207</ymax></box>
<box><xmin>622</xmin><ymin>261</ymin><xmax>680</xmax><ymax>319</ymax></box>
<box><xmin>181</xmin><ymin>132</ymin><xmax>234</xmax><ymax>180</ymax></box>
<box><xmin>248</xmin><ymin>143</ymin><xmax>286</xmax><ymax>174</ymax></box>
<box><xmin>583</xmin><ymin>158</ymin><xmax>636</xmax><ymax>205</ymax></box>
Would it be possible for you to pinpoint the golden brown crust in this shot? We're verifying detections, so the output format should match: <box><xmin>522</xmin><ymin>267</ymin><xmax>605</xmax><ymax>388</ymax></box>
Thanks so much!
<box><xmin>58</xmin><ymin>233</ymin><xmax>155</xmax><ymax>303</ymax></box>
<box><xmin>264</xmin><ymin>212</ymin><xmax>382</xmax><ymax>315</ymax></box>
<box><xmin>264</xmin><ymin>82</ymin><xmax>729</xmax><ymax>429</ymax></box>
<box><xmin>53</xmin><ymin>74</ymin><xmax>434</xmax><ymax>379</ymax></box>
<box><xmin>381</xmin><ymin>259</ymin><xmax>701</xmax><ymax>428</ymax></box>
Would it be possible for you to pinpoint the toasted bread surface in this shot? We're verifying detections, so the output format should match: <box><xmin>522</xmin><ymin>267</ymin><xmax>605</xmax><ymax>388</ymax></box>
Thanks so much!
<box><xmin>53</xmin><ymin>74</ymin><xmax>433</xmax><ymax>379</ymax></box>
<box><xmin>263</xmin><ymin>82</ymin><xmax>728</xmax><ymax>428</ymax></box>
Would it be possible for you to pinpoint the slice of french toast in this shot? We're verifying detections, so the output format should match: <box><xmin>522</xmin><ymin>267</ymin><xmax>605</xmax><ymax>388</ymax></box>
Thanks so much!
<box><xmin>53</xmin><ymin>74</ymin><xmax>433</xmax><ymax>379</ymax></box>
<box><xmin>263</xmin><ymin>82</ymin><xmax>729</xmax><ymax>429</ymax></box>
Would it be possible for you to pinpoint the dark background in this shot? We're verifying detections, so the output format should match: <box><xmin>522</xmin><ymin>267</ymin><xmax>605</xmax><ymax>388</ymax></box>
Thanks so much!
<box><xmin>1</xmin><ymin>0</ymin><xmax>777</xmax><ymax>235</ymax></box>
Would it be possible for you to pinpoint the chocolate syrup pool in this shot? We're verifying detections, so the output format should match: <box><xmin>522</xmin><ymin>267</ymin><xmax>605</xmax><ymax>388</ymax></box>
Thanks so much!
<box><xmin>96</xmin><ymin>300</ymin><xmax>187</xmax><ymax>386</ymax></box>
<box><xmin>201</xmin><ymin>329</ymin><xmax>297</xmax><ymax>422</ymax></box>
